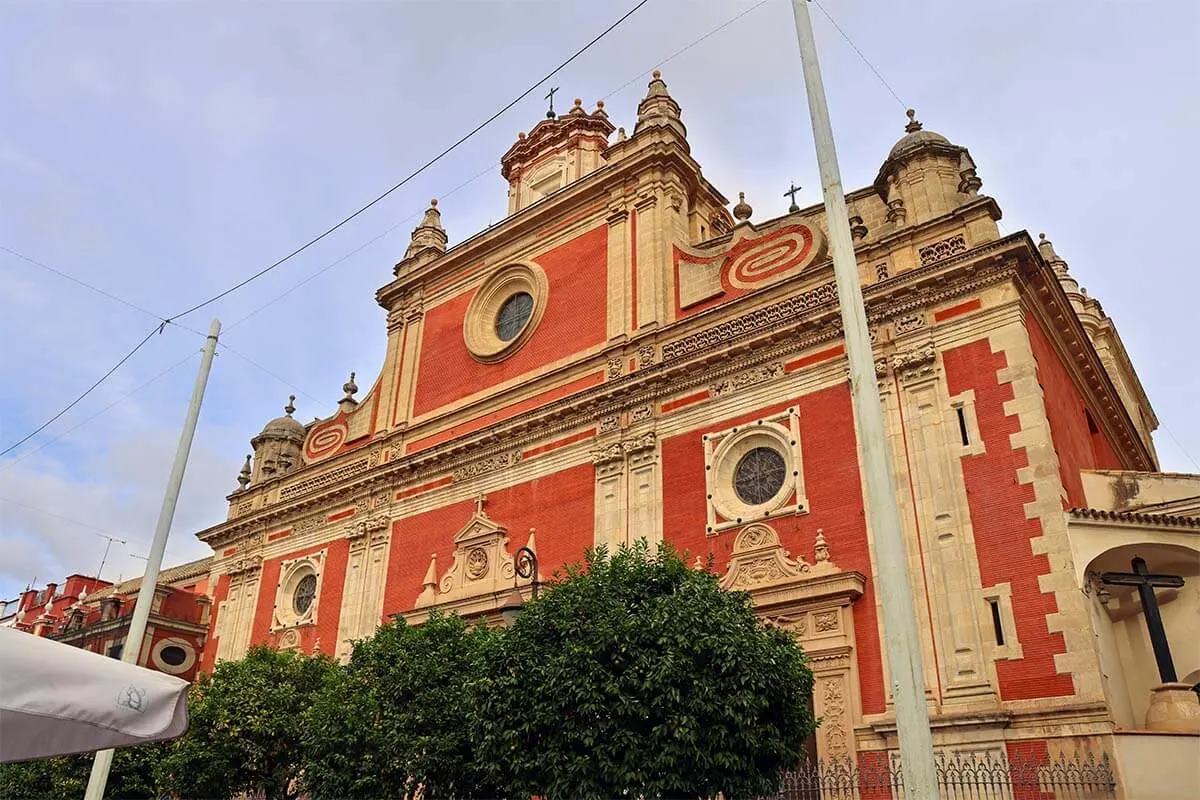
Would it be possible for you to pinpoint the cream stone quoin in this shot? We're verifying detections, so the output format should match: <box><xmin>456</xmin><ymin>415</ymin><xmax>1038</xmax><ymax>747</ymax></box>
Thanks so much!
<box><xmin>195</xmin><ymin>72</ymin><xmax>1198</xmax><ymax>794</ymax></box>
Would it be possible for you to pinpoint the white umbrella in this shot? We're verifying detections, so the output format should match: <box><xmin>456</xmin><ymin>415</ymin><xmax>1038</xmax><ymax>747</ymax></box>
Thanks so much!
<box><xmin>0</xmin><ymin>627</ymin><xmax>189</xmax><ymax>762</ymax></box>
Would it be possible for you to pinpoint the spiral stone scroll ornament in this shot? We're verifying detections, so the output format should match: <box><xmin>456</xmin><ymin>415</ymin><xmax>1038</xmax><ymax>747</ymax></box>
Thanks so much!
<box><xmin>723</xmin><ymin>224</ymin><xmax>822</xmax><ymax>290</ymax></box>
<box><xmin>305</xmin><ymin>418</ymin><xmax>349</xmax><ymax>461</ymax></box>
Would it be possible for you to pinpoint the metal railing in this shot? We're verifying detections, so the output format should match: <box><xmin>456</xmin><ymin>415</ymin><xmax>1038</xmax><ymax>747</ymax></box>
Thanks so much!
<box><xmin>763</xmin><ymin>751</ymin><xmax>1117</xmax><ymax>799</ymax></box>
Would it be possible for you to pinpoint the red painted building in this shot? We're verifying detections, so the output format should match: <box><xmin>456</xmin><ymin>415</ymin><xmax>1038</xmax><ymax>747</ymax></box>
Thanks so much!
<box><xmin>5</xmin><ymin>559</ymin><xmax>214</xmax><ymax>682</ymax></box>
<box><xmin>193</xmin><ymin>74</ymin><xmax>1199</xmax><ymax>782</ymax></box>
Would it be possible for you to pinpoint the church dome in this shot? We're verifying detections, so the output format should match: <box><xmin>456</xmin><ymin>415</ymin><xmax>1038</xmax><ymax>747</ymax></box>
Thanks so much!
<box><xmin>258</xmin><ymin>396</ymin><xmax>305</xmax><ymax>441</ymax></box>
<box><xmin>887</xmin><ymin>110</ymin><xmax>949</xmax><ymax>159</ymax></box>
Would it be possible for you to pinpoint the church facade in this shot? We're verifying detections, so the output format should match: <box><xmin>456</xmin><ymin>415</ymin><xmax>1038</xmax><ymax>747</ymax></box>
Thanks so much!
<box><xmin>193</xmin><ymin>72</ymin><xmax>1199</xmax><ymax>783</ymax></box>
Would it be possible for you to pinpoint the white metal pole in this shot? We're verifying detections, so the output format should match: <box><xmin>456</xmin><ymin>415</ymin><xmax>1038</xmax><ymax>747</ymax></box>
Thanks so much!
<box><xmin>85</xmin><ymin>319</ymin><xmax>221</xmax><ymax>800</ymax></box>
<box><xmin>788</xmin><ymin>1</ymin><xmax>939</xmax><ymax>793</ymax></box>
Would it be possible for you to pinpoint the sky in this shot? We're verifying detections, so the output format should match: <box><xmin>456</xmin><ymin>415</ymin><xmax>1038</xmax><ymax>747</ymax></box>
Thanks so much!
<box><xmin>1</xmin><ymin>0</ymin><xmax>1197</xmax><ymax>600</ymax></box>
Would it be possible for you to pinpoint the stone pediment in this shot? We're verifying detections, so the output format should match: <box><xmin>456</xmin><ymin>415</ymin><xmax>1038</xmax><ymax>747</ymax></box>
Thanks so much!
<box><xmin>720</xmin><ymin>524</ymin><xmax>839</xmax><ymax>591</ymax></box>
<box><xmin>414</xmin><ymin>512</ymin><xmax>518</xmax><ymax>609</ymax></box>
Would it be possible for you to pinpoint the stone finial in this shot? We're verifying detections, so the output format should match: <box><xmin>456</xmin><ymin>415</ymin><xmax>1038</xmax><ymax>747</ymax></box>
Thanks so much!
<box><xmin>617</xmin><ymin>126</ymin><xmax>627</xmax><ymax>141</ymax></box>
<box><xmin>403</xmin><ymin>199</ymin><xmax>448</xmax><ymax>260</ymax></box>
<box><xmin>633</xmin><ymin>69</ymin><xmax>686</xmax><ymax>139</ymax></box>
<box><xmin>849</xmin><ymin>215</ymin><xmax>868</xmax><ymax>241</ymax></box>
<box><xmin>236</xmin><ymin>454</ymin><xmax>252</xmax><ymax>491</ymax></box>
<box><xmin>284</xmin><ymin>395</ymin><xmax>296</xmax><ymax>416</ymax></box>
<box><xmin>957</xmin><ymin>150</ymin><xmax>982</xmax><ymax>196</ymax></box>
<box><xmin>732</xmin><ymin>191</ymin><xmax>753</xmax><ymax>222</ymax></box>
<box><xmin>814</xmin><ymin>529</ymin><xmax>830</xmax><ymax>563</ymax></box>
<box><xmin>569</xmin><ymin>97</ymin><xmax>586</xmax><ymax>116</ymax></box>
<box><xmin>905</xmin><ymin>108</ymin><xmax>922</xmax><ymax>134</ymax></box>
<box><xmin>416</xmin><ymin>554</ymin><xmax>439</xmax><ymax>606</ymax></box>
<box><xmin>342</xmin><ymin>372</ymin><xmax>358</xmax><ymax>401</ymax></box>
<box><xmin>592</xmin><ymin>99</ymin><xmax>607</xmax><ymax>120</ymax></box>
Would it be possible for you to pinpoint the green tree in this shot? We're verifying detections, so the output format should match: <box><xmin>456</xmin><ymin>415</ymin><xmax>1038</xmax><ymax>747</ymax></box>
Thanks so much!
<box><xmin>302</xmin><ymin>611</ymin><xmax>499</xmax><ymax>800</ymax></box>
<box><xmin>156</xmin><ymin>645</ymin><xmax>333</xmax><ymax>800</ymax></box>
<box><xmin>0</xmin><ymin>743</ymin><xmax>166</xmax><ymax>800</ymax></box>
<box><xmin>473</xmin><ymin>541</ymin><xmax>817</xmax><ymax>799</ymax></box>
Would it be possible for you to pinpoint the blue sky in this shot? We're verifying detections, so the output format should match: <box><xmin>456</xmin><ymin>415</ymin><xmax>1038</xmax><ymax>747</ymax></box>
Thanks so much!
<box><xmin>1</xmin><ymin>0</ymin><xmax>1197</xmax><ymax>599</ymax></box>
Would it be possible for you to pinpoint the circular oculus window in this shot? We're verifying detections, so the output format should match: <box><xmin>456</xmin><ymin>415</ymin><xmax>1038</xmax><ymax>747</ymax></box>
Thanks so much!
<box><xmin>293</xmin><ymin>574</ymin><xmax>317</xmax><ymax>615</ymax></box>
<box><xmin>710</xmin><ymin>426</ymin><xmax>795</xmax><ymax>522</ymax></box>
<box><xmin>159</xmin><ymin>645</ymin><xmax>187</xmax><ymax>667</ymax></box>
<box><xmin>463</xmin><ymin>263</ymin><xmax>548</xmax><ymax>363</ymax></box>
<box><xmin>151</xmin><ymin>638</ymin><xmax>196</xmax><ymax>675</ymax></box>
<box><xmin>734</xmin><ymin>447</ymin><xmax>787</xmax><ymax>505</ymax></box>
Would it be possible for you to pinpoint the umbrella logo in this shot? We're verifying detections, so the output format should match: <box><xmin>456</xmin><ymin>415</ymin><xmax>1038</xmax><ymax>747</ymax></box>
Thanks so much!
<box><xmin>117</xmin><ymin>686</ymin><xmax>147</xmax><ymax>713</ymax></box>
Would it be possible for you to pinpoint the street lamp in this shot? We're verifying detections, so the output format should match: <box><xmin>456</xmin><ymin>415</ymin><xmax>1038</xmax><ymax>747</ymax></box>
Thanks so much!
<box><xmin>499</xmin><ymin>545</ymin><xmax>539</xmax><ymax>626</ymax></box>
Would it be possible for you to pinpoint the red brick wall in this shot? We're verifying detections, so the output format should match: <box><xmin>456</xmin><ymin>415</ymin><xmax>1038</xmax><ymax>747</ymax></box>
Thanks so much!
<box><xmin>199</xmin><ymin>574</ymin><xmax>230</xmax><ymax>674</ymax></box>
<box><xmin>1026</xmin><ymin>317</ymin><xmax>1123</xmax><ymax>506</ymax></box>
<box><xmin>943</xmin><ymin>340</ymin><xmax>1074</xmax><ymax>700</ymax></box>
<box><xmin>659</xmin><ymin>384</ymin><xmax>889</xmax><ymax>715</ymax></box>
<box><xmin>382</xmin><ymin>465</ymin><xmax>594</xmax><ymax>618</ymax></box>
<box><xmin>247</xmin><ymin>539</ymin><xmax>350</xmax><ymax>658</ymax></box>
<box><xmin>411</xmin><ymin>226</ymin><xmax>609</xmax><ymax>417</ymax></box>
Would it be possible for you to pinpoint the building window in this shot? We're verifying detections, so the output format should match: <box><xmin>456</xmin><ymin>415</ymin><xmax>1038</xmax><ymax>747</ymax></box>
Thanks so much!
<box><xmin>107</xmin><ymin>643</ymin><xmax>123</xmax><ymax>659</ymax></box>
<box><xmin>734</xmin><ymin>447</ymin><xmax>787</xmax><ymax>505</ymax></box>
<box><xmin>463</xmin><ymin>262</ymin><xmax>548</xmax><ymax>363</ymax></box>
<box><xmin>949</xmin><ymin>390</ymin><xmax>985</xmax><ymax>456</ymax></box>
<box><xmin>495</xmin><ymin>292</ymin><xmax>533</xmax><ymax>342</ymax></box>
<box><xmin>703</xmin><ymin>408</ymin><xmax>808</xmax><ymax>535</ymax></box>
<box><xmin>151</xmin><ymin>637</ymin><xmax>197</xmax><ymax>675</ymax></box>
<box><xmin>159</xmin><ymin>645</ymin><xmax>187</xmax><ymax>667</ymax></box>
<box><xmin>293</xmin><ymin>574</ymin><xmax>317</xmax><ymax>615</ymax></box>
<box><xmin>982</xmin><ymin>583</ymin><xmax>1022</xmax><ymax>660</ymax></box>
<box><xmin>272</xmin><ymin>551</ymin><xmax>326</xmax><ymax>631</ymax></box>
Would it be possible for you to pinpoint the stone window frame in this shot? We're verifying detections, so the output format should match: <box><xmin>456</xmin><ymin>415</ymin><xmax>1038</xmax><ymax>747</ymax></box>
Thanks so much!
<box><xmin>151</xmin><ymin>636</ymin><xmax>197</xmax><ymax>676</ymax></box>
<box><xmin>463</xmin><ymin>262</ymin><xmax>549</xmax><ymax>363</ymax></box>
<box><xmin>272</xmin><ymin>550</ymin><xmax>326</xmax><ymax>631</ymax></box>
<box><xmin>949</xmin><ymin>388</ymin><xmax>986</xmax><ymax>456</ymax></box>
<box><xmin>703</xmin><ymin>407</ymin><xmax>808</xmax><ymax>535</ymax></box>
<box><xmin>981</xmin><ymin>582</ymin><xmax>1023</xmax><ymax>660</ymax></box>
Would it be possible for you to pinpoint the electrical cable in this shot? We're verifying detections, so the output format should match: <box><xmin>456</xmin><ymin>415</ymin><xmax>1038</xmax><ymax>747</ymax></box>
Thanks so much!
<box><xmin>166</xmin><ymin>0</ymin><xmax>651</xmax><ymax>323</ymax></box>
<box><xmin>0</xmin><ymin>326</ymin><xmax>161</xmax><ymax>458</ymax></box>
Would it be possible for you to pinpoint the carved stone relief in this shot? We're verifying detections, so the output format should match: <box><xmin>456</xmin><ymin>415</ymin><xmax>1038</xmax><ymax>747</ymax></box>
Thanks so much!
<box><xmin>709</xmin><ymin>362</ymin><xmax>784</xmax><ymax>398</ymax></box>
<box><xmin>452</xmin><ymin>450</ymin><xmax>523</xmax><ymax>481</ymax></box>
<box><xmin>918</xmin><ymin>234</ymin><xmax>967</xmax><ymax>266</ymax></box>
<box><xmin>719</xmin><ymin>525</ymin><xmax>839</xmax><ymax>591</ymax></box>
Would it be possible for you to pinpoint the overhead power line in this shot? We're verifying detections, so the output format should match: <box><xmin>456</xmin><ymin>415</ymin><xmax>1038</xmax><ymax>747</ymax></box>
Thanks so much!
<box><xmin>811</xmin><ymin>0</ymin><xmax>907</xmax><ymax>110</ymax></box>
<box><xmin>0</xmin><ymin>326</ymin><xmax>162</xmax><ymax>458</ymax></box>
<box><xmin>167</xmin><ymin>0</ymin><xmax>651</xmax><ymax>323</ymax></box>
<box><xmin>0</xmin><ymin>1</ymin><xmax>650</xmax><ymax>460</ymax></box>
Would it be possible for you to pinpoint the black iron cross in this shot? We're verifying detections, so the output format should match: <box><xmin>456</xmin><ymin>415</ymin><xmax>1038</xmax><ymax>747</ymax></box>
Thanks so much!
<box><xmin>1100</xmin><ymin>556</ymin><xmax>1185</xmax><ymax>683</ymax></box>
<box><xmin>783</xmin><ymin>183</ymin><xmax>802</xmax><ymax>213</ymax></box>
<box><xmin>545</xmin><ymin>86</ymin><xmax>559</xmax><ymax>119</ymax></box>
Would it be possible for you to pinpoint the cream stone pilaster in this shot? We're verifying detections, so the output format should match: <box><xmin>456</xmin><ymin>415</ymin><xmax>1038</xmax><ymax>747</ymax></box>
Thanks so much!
<box><xmin>606</xmin><ymin>203</ymin><xmax>631</xmax><ymax>341</ymax></box>
<box><xmin>374</xmin><ymin>307</ymin><xmax>407</xmax><ymax>435</ymax></box>
<box><xmin>625</xmin><ymin>432</ymin><xmax>662</xmax><ymax>549</ymax></box>
<box><xmin>591</xmin><ymin>430</ymin><xmax>660</xmax><ymax>551</ymax></box>
<box><xmin>335</xmin><ymin>515</ymin><xmax>392</xmax><ymax>661</ymax></box>
<box><xmin>893</xmin><ymin>344</ymin><xmax>995</xmax><ymax>703</ymax></box>
<box><xmin>633</xmin><ymin>192</ymin><xmax>662</xmax><ymax>330</ymax></box>
<box><xmin>873</xmin><ymin>356</ymin><xmax>940</xmax><ymax>705</ymax></box>
<box><xmin>592</xmin><ymin>441</ymin><xmax>626</xmax><ymax>552</ymax></box>
<box><xmin>989</xmin><ymin>319</ymin><xmax>1105</xmax><ymax>700</ymax></box>
<box><xmin>215</xmin><ymin>560</ymin><xmax>262</xmax><ymax>663</ymax></box>
<box><xmin>396</xmin><ymin>300</ymin><xmax>425</xmax><ymax>429</ymax></box>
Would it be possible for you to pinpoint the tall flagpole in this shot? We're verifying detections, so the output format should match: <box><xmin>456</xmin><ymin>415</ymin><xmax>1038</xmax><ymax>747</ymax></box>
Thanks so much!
<box><xmin>788</xmin><ymin>1</ymin><xmax>938</xmax><ymax>793</ymax></box>
<box><xmin>85</xmin><ymin>319</ymin><xmax>221</xmax><ymax>800</ymax></box>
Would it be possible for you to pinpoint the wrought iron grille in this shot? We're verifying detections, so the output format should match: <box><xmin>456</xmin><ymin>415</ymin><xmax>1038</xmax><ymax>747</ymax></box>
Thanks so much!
<box><xmin>761</xmin><ymin>751</ymin><xmax>1116</xmax><ymax>800</ymax></box>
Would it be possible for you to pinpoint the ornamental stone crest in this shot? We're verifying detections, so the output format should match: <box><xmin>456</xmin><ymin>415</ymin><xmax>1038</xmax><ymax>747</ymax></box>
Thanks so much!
<box><xmin>719</xmin><ymin>524</ymin><xmax>839</xmax><ymax>591</ymax></box>
<box><xmin>414</xmin><ymin>510</ymin><xmax>518</xmax><ymax>608</ymax></box>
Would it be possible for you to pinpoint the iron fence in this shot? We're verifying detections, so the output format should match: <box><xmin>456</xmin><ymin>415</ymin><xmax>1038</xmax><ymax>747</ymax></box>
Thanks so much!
<box><xmin>764</xmin><ymin>750</ymin><xmax>1116</xmax><ymax>800</ymax></box>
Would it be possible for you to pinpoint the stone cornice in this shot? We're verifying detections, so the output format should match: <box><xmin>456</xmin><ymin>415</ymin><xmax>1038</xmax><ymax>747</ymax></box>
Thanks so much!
<box><xmin>1016</xmin><ymin>234</ymin><xmax>1157</xmax><ymax>472</ymax></box>
<box><xmin>378</xmin><ymin>142</ymin><xmax>711</xmax><ymax>308</ymax></box>
<box><xmin>200</xmin><ymin>240</ymin><xmax>1027</xmax><ymax>551</ymax></box>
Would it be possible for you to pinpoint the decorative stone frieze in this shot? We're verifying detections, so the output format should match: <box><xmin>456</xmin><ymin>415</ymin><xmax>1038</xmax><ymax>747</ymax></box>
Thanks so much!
<box><xmin>708</xmin><ymin>361</ymin><xmax>784</xmax><ymax>398</ymax></box>
<box><xmin>451</xmin><ymin>450</ymin><xmax>523</xmax><ymax>482</ymax></box>
<box><xmin>918</xmin><ymin>234</ymin><xmax>967</xmax><ymax>266</ymax></box>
